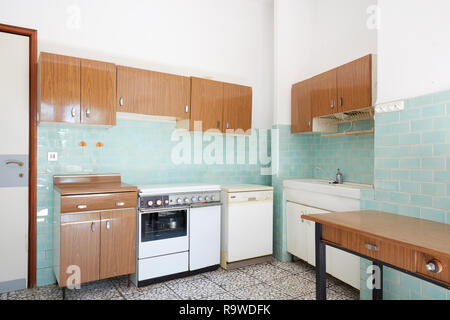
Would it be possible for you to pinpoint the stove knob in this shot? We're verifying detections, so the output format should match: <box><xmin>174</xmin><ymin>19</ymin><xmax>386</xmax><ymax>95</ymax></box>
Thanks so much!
<box><xmin>191</xmin><ymin>197</ymin><xmax>197</xmax><ymax>202</ymax></box>
<box><xmin>198</xmin><ymin>196</ymin><xmax>203</xmax><ymax>202</ymax></box>
<box><xmin>177</xmin><ymin>198</ymin><xmax>182</xmax><ymax>204</ymax></box>
<box><xmin>156</xmin><ymin>199</ymin><xmax>162</xmax><ymax>206</ymax></box>
<box><xmin>147</xmin><ymin>200</ymin><xmax>154</xmax><ymax>207</ymax></box>
<box><xmin>205</xmin><ymin>196</ymin><xmax>210</xmax><ymax>202</ymax></box>
<box><xmin>184</xmin><ymin>198</ymin><xmax>190</xmax><ymax>203</ymax></box>
<box><xmin>211</xmin><ymin>195</ymin><xmax>216</xmax><ymax>201</ymax></box>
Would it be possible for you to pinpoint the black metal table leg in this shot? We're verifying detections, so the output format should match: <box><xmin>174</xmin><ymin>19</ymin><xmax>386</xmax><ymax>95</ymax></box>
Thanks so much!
<box><xmin>372</xmin><ymin>261</ymin><xmax>383</xmax><ymax>300</ymax></box>
<box><xmin>315</xmin><ymin>223</ymin><xmax>326</xmax><ymax>300</ymax></box>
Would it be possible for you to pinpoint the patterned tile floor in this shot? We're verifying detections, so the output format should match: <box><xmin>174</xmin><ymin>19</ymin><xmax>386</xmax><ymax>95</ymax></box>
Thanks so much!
<box><xmin>2</xmin><ymin>259</ymin><xmax>359</xmax><ymax>300</ymax></box>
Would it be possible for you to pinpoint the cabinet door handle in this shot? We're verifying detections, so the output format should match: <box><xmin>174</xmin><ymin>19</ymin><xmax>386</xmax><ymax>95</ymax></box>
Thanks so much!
<box><xmin>306</xmin><ymin>120</ymin><xmax>311</xmax><ymax>127</ymax></box>
<box><xmin>330</xmin><ymin>99</ymin><xmax>335</xmax><ymax>109</ymax></box>
<box><xmin>365</xmin><ymin>244</ymin><xmax>379</xmax><ymax>251</ymax></box>
<box><xmin>226</xmin><ymin>122</ymin><xmax>230</xmax><ymax>129</ymax></box>
<box><xmin>185</xmin><ymin>105</ymin><xmax>189</xmax><ymax>113</ymax></box>
<box><xmin>119</xmin><ymin>97</ymin><xmax>124</xmax><ymax>106</ymax></box>
<box><xmin>116</xmin><ymin>202</ymin><xmax>125</xmax><ymax>207</ymax></box>
<box><xmin>339</xmin><ymin>97</ymin><xmax>343</xmax><ymax>107</ymax></box>
<box><xmin>86</xmin><ymin>108</ymin><xmax>91</xmax><ymax>117</ymax></box>
<box><xmin>91</xmin><ymin>222</ymin><xmax>96</xmax><ymax>232</ymax></box>
<box><xmin>217</xmin><ymin>121</ymin><xmax>220</xmax><ymax>128</ymax></box>
<box><xmin>106</xmin><ymin>220</ymin><xmax>111</xmax><ymax>230</ymax></box>
<box><xmin>77</xmin><ymin>204</ymin><xmax>87</xmax><ymax>209</ymax></box>
<box><xmin>71</xmin><ymin>107</ymin><xmax>76</xmax><ymax>118</ymax></box>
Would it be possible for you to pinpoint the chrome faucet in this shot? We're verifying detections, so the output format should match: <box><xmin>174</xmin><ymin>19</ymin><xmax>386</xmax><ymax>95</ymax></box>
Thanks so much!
<box><xmin>314</xmin><ymin>167</ymin><xmax>343</xmax><ymax>184</ymax></box>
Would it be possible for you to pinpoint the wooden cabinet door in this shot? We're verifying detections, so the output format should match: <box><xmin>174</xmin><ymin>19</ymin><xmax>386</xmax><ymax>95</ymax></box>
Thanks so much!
<box><xmin>100</xmin><ymin>209</ymin><xmax>136</xmax><ymax>279</ymax></box>
<box><xmin>81</xmin><ymin>59</ymin><xmax>116</xmax><ymax>125</ymax></box>
<box><xmin>60</xmin><ymin>212</ymin><xmax>100</xmax><ymax>287</ymax></box>
<box><xmin>311</xmin><ymin>69</ymin><xmax>338</xmax><ymax>117</ymax></box>
<box><xmin>223</xmin><ymin>83</ymin><xmax>252</xmax><ymax>133</ymax></box>
<box><xmin>190</xmin><ymin>77</ymin><xmax>224</xmax><ymax>132</ymax></box>
<box><xmin>291</xmin><ymin>80</ymin><xmax>312</xmax><ymax>133</ymax></box>
<box><xmin>337</xmin><ymin>54</ymin><xmax>372</xmax><ymax>112</ymax></box>
<box><xmin>117</xmin><ymin>66</ymin><xmax>191</xmax><ymax>118</ymax></box>
<box><xmin>39</xmin><ymin>52</ymin><xmax>81</xmax><ymax>123</ymax></box>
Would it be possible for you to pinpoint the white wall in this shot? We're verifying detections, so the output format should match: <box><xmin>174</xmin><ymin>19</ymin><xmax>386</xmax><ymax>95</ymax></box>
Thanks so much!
<box><xmin>377</xmin><ymin>0</ymin><xmax>450</xmax><ymax>103</ymax></box>
<box><xmin>0</xmin><ymin>0</ymin><xmax>274</xmax><ymax>129</ymax></box>
<box><xmin>274</xmin><ymin>0</ymin><xmax>378</xmax><ymax>125</ymax></box>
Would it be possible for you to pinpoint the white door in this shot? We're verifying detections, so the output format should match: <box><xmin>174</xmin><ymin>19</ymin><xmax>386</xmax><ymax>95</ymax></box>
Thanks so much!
<box><xmin>0</xmin><ymin>31</ymin><xmax>29</xmax><ymax>293</ymax></box>
<box><xmin>189</xmin><ymin>205</ymin><xmax>221</xmax><ymax>270</ymax></box>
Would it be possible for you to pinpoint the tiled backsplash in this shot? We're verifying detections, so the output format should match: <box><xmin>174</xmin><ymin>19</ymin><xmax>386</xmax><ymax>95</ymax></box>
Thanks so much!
<box><xmin>271</xmin><ymin>122</ymin><xmax>375</xmax><ymax>261</ymax></box>
<box><xmin>36</xmin><ymin>119</ymin><xmax>271</xmax><ymax>286</ymax></box>
<box><xmin>360</xmin><ymin>90</ymin><xmax>450</xmax><ymax>300</ymax></box>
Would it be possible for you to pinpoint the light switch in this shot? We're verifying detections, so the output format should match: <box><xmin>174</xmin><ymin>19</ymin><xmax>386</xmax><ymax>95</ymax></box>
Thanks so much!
<box><xmin>48</xmin><ymin>152</ymin><xmax>58</xmax><ymax>161</ymax></box>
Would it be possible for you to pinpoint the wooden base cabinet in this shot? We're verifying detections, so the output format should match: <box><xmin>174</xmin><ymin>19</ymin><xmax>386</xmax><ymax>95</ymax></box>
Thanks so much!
<box><xmin>99</xmin><ymin>209</ymin><xmax>136</xmax><ymax>279</ymax></box>
<box><xmin>286</xmin><ymin>201</ymin><xmax>360</xmax><ymax>289</ymax></box>
<box><xmin>54</xmin><ymin>188</ymin><xmax>137</xmax><ymax>288</ymax></box>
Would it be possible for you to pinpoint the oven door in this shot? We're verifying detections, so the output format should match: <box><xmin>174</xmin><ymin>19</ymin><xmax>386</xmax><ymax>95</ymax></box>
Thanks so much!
<box><xmin>138</xmin><ymin>207</ymin><xmax>189</xmax><ymax>259</ymax></box>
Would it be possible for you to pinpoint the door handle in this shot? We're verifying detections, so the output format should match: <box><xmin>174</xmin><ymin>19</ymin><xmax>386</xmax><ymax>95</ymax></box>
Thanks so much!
<box><xmin>339</xmin><ymin>97</ymin><xmax>343</xmax><ymax>107</ymax></box>
<box><xmin>6</xmin><ymin>161</ymin><xmax>24</xmax><ymax>167</ymax></box>
<box><xmin>86</xmin><ymin>108</ymin><xmax>91</xmax><ymax>117</ymax></box>
<box><xmin>71</xmin><ymin>107</ymin><xmax>76</xmax><ymax>117</ymax></box>
<box><xmin>119</xmin><ymin>97</ymin><xmax>124</xmax><ymax>106</ymax></box>
<box><xmin>116</xmin><ymin>202</ymin><xmax>125</xmax><ymax>207</ymax></box>
<box><xmin>226</xmin><ymin>122</ymin><xmax>230</xmax><ymax>129</ymax></box>
<box><xmin>330</xmin><ymin>99</ymin><xmax>335</xmax><ymax>109</ymax></box>
<box><xmin>77</xmin><ymin>204</ymin><xmax>87</xmax><ymax>209</ymax></box>
<box><xmin>185</xmin><ymin>105</ymin><xmax>189</xmax><ymax>113</ymax></box>
<box><xmin>91</xmin><ymin>222</ymin><xmax>96</xmax><ymax>232</ymax></box>
<box><xmin>365</xmin><ymin>243</ymin><xmax>379</xmax><ymax>251</ymax></box>
<box><xmin>106</xmin><ymin>220</ymin><xmax>111</xmax><ymax>230</ymax></box>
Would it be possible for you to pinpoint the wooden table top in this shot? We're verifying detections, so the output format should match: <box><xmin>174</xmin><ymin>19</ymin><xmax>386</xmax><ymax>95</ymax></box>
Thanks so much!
<box><xmin>302</xmin><ymin>210</ymin><xmax>450</xmax><ymax>257</ymax></box>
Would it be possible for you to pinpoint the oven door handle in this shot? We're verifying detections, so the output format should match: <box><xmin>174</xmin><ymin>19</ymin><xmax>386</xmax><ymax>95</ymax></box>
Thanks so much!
<box><xmin>190</xmin><ymin>202</ymin><xmax>222</xmax><ymax>209</ymax></box>
<box><xmin>139</xmin><ymin>206</ymin><xmax>190</xmax><ymax>214</ymax></box>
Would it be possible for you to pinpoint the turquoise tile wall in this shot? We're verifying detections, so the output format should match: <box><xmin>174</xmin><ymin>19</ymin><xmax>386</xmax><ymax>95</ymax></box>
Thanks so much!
<box><xmin>360</xmin><ymin>90</ymin><xmax>450</xmax><ymax>300</ymax></box>
<box><xmin>36</xmin><ymin>119</ymin><xmax>271</xmax><ymax>286</ymax></box>
<box><xmin>271</xmin><ymin>122</ymin><xmax>375</xmax><ymax>261</ymax></box>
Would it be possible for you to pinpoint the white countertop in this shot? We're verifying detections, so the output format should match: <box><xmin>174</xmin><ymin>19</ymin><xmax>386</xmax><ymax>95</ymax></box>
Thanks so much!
<box><xmin>283</xmin><ymin>178</ymin><xmax>373</xmax><ymax>200</ymax></box>
<box><xmin>221</xmin><ymin>184</ymin><xmax>274</xmax><ymax>193</ymax></box>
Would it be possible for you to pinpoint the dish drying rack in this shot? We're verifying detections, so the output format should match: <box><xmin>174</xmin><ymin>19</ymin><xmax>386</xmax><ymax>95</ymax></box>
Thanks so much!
<box><xmin>319</xmin><ymin>107</ymin><xmax>374</xmax><ymax>138</ymax></box>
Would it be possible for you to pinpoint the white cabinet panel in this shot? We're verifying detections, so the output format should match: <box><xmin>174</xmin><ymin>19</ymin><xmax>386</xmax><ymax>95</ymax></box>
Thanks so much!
<box><xmin>285</xmin><ymin>201</ymin><xmax>360</xmax><ymax>290</ymax></box>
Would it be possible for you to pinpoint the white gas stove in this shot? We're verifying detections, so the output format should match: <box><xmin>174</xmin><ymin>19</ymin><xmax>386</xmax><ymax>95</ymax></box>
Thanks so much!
<box><xmin>133</xmin><ymin>183</ymin><xmax>221</xmax><ymax>287</ymax></box>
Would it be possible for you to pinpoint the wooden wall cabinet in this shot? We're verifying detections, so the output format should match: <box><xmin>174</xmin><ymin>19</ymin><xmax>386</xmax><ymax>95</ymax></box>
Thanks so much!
<box><xmin>39</xmin><ymin>52</ymin><xmax>81</xmax><ymax>124</ymax></box>
<box><xmin>116</xmin><ymin>66</ymin><xmax>191</xmax><ymax>118</ymax></box>
<box><xmin>311</xmin><ymin>69</ymin><xmax>338</xmax><ymax>118</ymax></box>
<box><xmin>190</xmin><ymin>77</ymin><xmax>253</xmax><ymax>133</ymax></box>
<box><xmin>190</xmin><ymin>77</ymin><xmax>224</xmax><ymax>132</ymax></box>
<box><xmin>291</xmin><ymin>80</ymin><xmax>312</xmax><ymax>134</ymax></box>
<box><xmin>337</xmin><ymin>55</ymin><xmax>373</xmax><ymax>112</ymax></box>
<box><xmin>39</xmin><ymin>52</ymin><xmax>116</xmax><ymax>126</ymax></box>
<box><xmin>223</xmin><ymin>82</ymin><xmax>252</xmax><ymax>133</ymax></box>
<box><xmin>293</xmin><ymin>54</ymin><xmax>374</xmax><ymax>125</ymax></box>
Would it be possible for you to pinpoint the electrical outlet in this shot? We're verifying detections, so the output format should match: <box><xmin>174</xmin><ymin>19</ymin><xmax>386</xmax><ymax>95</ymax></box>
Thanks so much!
<box><xmin>48</xmin><ymin>152</ymin><xmax>58</xmax><ymax>162</ymax></box>
<box><xmin>375</xmin><ymin>100</ymin><xmax>405</xmax><ymax>114</ymax></box>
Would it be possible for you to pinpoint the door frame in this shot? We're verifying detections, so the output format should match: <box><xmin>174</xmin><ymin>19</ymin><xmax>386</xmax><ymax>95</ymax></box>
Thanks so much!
<box><xmin>0</xmin><ymin>23</ymin><xmax>37</xmax><ymax>288</ymax></box>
